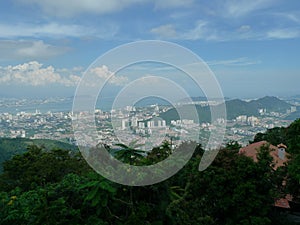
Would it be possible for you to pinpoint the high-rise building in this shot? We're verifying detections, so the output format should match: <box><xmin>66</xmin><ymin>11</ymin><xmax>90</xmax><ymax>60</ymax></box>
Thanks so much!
<box><xmin>157</xmin><ymin>120</ymin><xmax>162</xmax><ymax>127</ymax></box>
<box><xmin>147</xmin><ymin>121</ymin><xmax>154</xmax><ymax>128</ymax></box>
<box><xmin>121</xmin><ymin>119</ymin><xmax>127</xmax><ymax>130</ymax></box>
<box><xmin>131</xmin><ymin>117</ymin><xmax>138</xmax><ymax>127</ymax></box>
<box><xmin>138</xmin><ymin>122</ymin><xmax>145</xmax><ymax>129</ymax></box>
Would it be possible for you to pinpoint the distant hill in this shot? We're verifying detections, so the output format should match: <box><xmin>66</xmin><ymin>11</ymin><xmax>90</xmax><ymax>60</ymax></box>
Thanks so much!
<box><xmin>222</xmin><ymin>99</ymin><xmax>259</xmax><ymax>119</ymax></box>
<box><xmin>160</xmin><ymin>96</ymin><xmax>293</xmax><ymax>123</ymax></box>
<box><xmin>249</xmin><ymin>96</ymin><xmax>292</xmax><ymax>113</ymax></box>
<box><xmin>159</xmin><ymin>104</ymin><xmax>211</xmax><ymax>124</ymax></box>
<box><xmin>0</xmin><ymin>138</ymin><xmax>78</xmax><ymax>171</ymax></box>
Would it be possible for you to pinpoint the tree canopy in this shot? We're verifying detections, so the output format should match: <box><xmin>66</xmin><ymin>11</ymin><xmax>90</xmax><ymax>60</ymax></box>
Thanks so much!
<box><xmin>0</xmin><ymin>120</ymin><xmax>300</xmax><ymax>224</ymax></box>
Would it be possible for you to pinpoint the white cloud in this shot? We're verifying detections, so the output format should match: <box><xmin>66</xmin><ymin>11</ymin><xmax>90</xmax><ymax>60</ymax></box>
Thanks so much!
<box><xmin>0</xmin><ymin>61</ymin><xmax>75</xmax><ymax>86</ymax></box>
<box><xmin>150</xmin><ymin>24</ymin><xmax>177</xmax><ymax>38</ymax></box>
<box><xmin>0</xmin><ymin>40</ymin><xmax>69</xmax><ymax>61</ymax></box>
<box><xmin>284</xmin><ymin>12</ymin><xmax>300</xmax><ymax>23</ymax></box>
<box><xmin>238</xmin><ymin>25</ymin><xmax>251</xmax><ymax>32</ymax></box>
<box><xmin>16</xmin><ymin>0</ymin><xmax>147</xmax><ymax>17</ymax></box>
<box><xmin>160</xmin><ymin>3</ymin><xmax>300</xmax><ymax>41</ymax></box>
<box><xmin>223</xmin><ymin>0</ymin><xmax>276</xmax><ymax>18</ymax></box>
<box><xmin>271</xmin><ymin>12</ymin><xmax>300</xmax><ymax>24</ymax></box>
<box><xmin>207</xmin><ymin>57</ymin><xmax>261</xmax><ymax>66</ymax></box>
<box><xmin>0</xmin><ymin>62</ymin><xmax>129</xmax><ymax>87</ymax></box>
<box><xmin>1</xmin><ymin>61</ymin><xmax>82</xmax><ymax>86</ymax></box>
<box><xmin>151</xmin><ymin>20</ymin><xmax>300</xmax><ymax>41</ymax></box>
<box><xmin>16</xmin><ymin>0</ymin><xmax>194</xmax><ymax>17</ymax></box>
<box><xmin>181</xmin><ymin>20</ymin><xmax>218</xmax><ymax>40</ymax></box>
<box><xmin>89</xmin><ymin>65</ymin><xmax>129</xmax><ymax>86</ymax></box>
<box><xmin>0</xmin><ymin>22</ymin><xmax>118</xmax><ymax>38</ymax></box>
<box><xmin>266</xmin><ymin>28</ymin><xmax>300</xmax><ymax>39</ymax></box>
<box><xmin>151</xmin><ymin>21</ymin><xmax>218</xmax><ymax>41</ymax></box>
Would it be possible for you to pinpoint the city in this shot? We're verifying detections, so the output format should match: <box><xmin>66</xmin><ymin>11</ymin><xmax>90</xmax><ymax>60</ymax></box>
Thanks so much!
<box><xmin>0</xmin><ymin>96</ymin><xmax>297</xmax><ymax>150</ymax></box>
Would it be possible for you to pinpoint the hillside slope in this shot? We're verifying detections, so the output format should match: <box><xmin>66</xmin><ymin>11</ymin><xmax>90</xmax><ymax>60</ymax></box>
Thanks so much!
<box><xmin>0</xmin><ymin>138</ymin><xmax>78</xmax><ymax>171</ymax></box>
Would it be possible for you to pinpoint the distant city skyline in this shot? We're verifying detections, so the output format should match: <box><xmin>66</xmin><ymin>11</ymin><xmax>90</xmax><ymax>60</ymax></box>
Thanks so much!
<box><xmin>0</xmin><ymin>1</ymin><xmax>299</xmax><ymax>98</ymax></box>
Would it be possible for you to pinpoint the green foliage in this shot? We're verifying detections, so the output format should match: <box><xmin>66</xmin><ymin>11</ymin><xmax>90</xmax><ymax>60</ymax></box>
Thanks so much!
<box><xmin>226</xmin><ymin>140</ymin><xmax>242</xmax><ymax>151</ymax></box>
<box><xmin>252</xmin><ymin>119</ymin><xmax>300</xmax><ymax>203</ymax></box>
<box><xmin>0</xmin><ymin>137</ymin><xmax>78</xmax><ymax>172</ymax></box>
<box><xmin>146</xmin><ymin>140</ymin><xmax>172</xmax><ymax>164</ymax></box>
<box><xmin>166</xmin><ymin>147</ymin><xmax>276</xmax><ymax>225</ymax></box>
<box><xmin>1</xmin><ymin>118</ymin><xmax>300</xmax><ymax>225</ymax></box>
<box><xmin>0</xmin><ymin>145</ymin><xmax>90</xmax><ymax>192</ymax></box>
<box><xmin>80</xmin><ymin>173</ymin><xmax>116</xmax><ymax>208</ymax></box>
<box><xmin>114</xmin><ymin>141</ymin><xmax>146</xmax><ymax>165</ymax></box>
<box><xmin>0</xmin><ymin>174</ymin><xmax>86</xmax><ymax>225</ymax></box>
<box><xmin>252</xmin><ymin>127</ymin><xmax>286</xmax><ymax>145</ymax></box>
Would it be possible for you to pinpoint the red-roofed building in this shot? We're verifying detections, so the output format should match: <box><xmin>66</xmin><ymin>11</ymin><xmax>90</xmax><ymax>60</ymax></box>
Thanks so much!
<box><xmin>275</xmin><ymin>198</ymin><xmax>290</xmax><ymax>209</ymax></box>
<box><xmin>239</xmin><ymin>141</ymin><xmax>291</xmax><ymax>209</ymax></box>
<box><xmin>239</xmin><ymin>141</ymin><xmax>289</xmax><ymax>170</ymax></box>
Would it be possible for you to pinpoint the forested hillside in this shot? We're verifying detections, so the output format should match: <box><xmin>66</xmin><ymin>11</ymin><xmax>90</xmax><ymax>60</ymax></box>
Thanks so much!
<box><xmin>0</xmin><ymin>138</ymin><xmax>78</xmax><ymax>171</ymax></box>
<box><xmin>0</xmin><ymin>120</ymin><xmax>299</xmax><ymax>224</ymax></box>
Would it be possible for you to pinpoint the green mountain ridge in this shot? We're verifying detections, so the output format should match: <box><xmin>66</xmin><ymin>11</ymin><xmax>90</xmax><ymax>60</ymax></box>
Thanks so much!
<box><xmin>160</xmin><ymin>96</ymin><xmax>293</xmax><ymax>123</ymax></box>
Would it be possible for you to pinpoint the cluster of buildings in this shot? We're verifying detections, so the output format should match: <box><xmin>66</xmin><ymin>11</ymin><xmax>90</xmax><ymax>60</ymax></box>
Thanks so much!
<box><xmin>226</xmin><ymin>113</ymin><xmax>293</xmax><ymax>145</ymax></box>
<box><xmin>120</xmin><ymin>117</ymin><xmax>167</xmax><ymax>130</ymax></box>
<box><xmin>0</xmin><ymin>110</ymin><xmax>73</xmax><ymax>141</ymax></box>
<box><xmin>0</xmin><ymin>97</ymin><xmax>298</xmax><ymax>147</ymax></box>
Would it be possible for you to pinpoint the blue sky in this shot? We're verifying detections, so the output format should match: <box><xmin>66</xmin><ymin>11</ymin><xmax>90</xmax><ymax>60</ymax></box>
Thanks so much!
<box><xmin>0</xmin><ymin>0</ymin><xmax>299</xmax><ymax>99</ymax></box>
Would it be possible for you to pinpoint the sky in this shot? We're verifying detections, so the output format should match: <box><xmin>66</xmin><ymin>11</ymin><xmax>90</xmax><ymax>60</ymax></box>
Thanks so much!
<box><xmin>0</xmin><ymin>0</ymin><xmax>300</xmax><ymax>99</ymax></box>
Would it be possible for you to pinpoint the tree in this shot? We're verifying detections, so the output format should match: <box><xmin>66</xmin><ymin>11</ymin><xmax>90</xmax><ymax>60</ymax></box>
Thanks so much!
<box><xmin>0</xmin><ymin>145</ymin><xmax>90</xmax><ymax>192</ymax></box>
<box><xmin>166</xmin><ymin>147</ymin><xmax>275</xmax><ymax>225</ymax></box>
<box><xmin>252</xmin><ymin>127</ymin><xmax>286</xmax><ymax>145</ymax></box>
<box><xmin>114</xmin><ymin>141</ymin><xmax>146</xmax><ymax>165</ymax></box>
<box><xmin>226</xmin><ymin>140</ymin><xmax>242</xmax><ymax>151</ymax></box>
<box><xmin>146</xmin><ymin>140</ymin><xmax>172</xmax><ymax>164</ymax></box>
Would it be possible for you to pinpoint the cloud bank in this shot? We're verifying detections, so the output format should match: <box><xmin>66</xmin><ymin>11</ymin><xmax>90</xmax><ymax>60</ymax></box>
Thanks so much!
<box><xmin>0</xmin><ymin>62</ymin><xmax>128</xmax><ymax>87</ymax></box>
<box><xmin>0</xmin><ymin>61</ymin><xmax>80</xmax><ymax>86</ymax></box>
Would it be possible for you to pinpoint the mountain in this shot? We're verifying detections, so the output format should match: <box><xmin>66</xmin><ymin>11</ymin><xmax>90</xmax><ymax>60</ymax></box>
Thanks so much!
<box><xmin>222</xmin><ymin>99</ymin><xmax>259</xmax><ymax>119</ymax></box>
<box><xmin>0</xmin><ymin>138</ymin><xmax>78</xmax><ymax>171</ymax></box>
<box><xmin>159</xmin><ymin>104</ymin><xmax>211</xmax><ymax>124</ymax></box>
<box><xmin>249</xmin><ymin>96</ymin><xmax>292</xmax><ymax>113</ymax></box>
<box><xmin>160</xmin><ymin>96</ymin><xmax>293</xmax><ymax>123</ymax></box>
